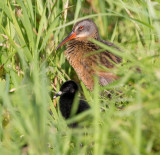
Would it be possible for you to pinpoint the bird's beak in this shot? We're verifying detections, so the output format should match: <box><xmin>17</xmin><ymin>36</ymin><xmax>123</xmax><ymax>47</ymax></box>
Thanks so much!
<box><xmin>53</xmin><ymin>91</ymin><xmax>63</xmax><ymax>99</ymax></box>
<box><xmin>56</xmin><ymin>31</ymin><xmax>77</xmax><ymax>50</ymax></box>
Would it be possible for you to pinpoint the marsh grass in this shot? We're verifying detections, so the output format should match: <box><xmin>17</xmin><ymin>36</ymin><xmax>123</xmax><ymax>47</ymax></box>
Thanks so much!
<box><xmin>0</xmin><ymin>0</ymin><xmax>160</xmax><ymax>154</ymax></box>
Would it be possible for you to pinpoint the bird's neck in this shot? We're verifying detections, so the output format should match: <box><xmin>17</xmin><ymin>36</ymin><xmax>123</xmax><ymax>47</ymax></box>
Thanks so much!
<box><xmin>65</xmin><ymin>39</ymin><xmax>98</xmax><ymax>55</ymax></box>
<box><xmin>64</xmin><ymin>39</ymin><xmax>99</xmax><ymax>64</ymax></box>
<box><xmin>60</xmin><ymin>93</ymin><xmax>75</xmax><ymax>104</ymax></box>
<box><xmin>59</xmin><ymin>93</ymin><xmax>76</xmax><ymax>119</ymax></box>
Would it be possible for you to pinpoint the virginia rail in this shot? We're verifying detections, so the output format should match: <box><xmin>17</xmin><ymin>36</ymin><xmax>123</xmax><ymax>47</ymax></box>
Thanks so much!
<box><xmin>54</xmin><ymin>80</ymin><xmax>90</xmax><ymax>119</ymax></box>
<box><xmin>56</xmin><ymin>19</ymin><xmax>122</xmax><ymax>90</ymax></box>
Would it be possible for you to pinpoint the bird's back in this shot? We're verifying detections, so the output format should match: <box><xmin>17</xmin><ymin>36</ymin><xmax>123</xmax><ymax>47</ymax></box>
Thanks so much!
<box><xmin>77</xmin><ymin>100</ymin><xmax>90</xmax><ymax>114</ymax></box>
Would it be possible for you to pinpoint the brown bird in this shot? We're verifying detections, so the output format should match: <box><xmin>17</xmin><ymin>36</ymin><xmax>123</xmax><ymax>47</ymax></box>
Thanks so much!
<box><xmin>56</xmin><ymin>19</ymin><xmax>122</xmax><ymax>90</ymax></box>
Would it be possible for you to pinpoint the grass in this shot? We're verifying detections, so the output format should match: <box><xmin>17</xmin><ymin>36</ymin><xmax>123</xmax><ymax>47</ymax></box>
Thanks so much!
<box><xmin>0</xmin><ymin>0</ymin><xmax>160</xmax><ymax>154</ymax></box>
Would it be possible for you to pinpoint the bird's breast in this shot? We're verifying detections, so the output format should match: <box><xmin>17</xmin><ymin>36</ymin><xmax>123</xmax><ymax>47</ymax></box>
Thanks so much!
<box><xmin>64</xmin><ymin>42</ymin><xmax>96</xmax><ymax>90</ymax></box>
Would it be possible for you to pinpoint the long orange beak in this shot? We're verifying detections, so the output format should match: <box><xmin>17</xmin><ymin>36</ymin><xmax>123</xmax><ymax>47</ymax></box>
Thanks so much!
<box><xmin>56</xmin><ymin>31</ymin><xmax>77</xmax><ymax>50</ymax></box>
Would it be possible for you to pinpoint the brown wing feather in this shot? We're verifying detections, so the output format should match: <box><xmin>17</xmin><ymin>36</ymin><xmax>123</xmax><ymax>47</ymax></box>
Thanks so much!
<box><xmin>96</xmin><ymin>40</ymin><xmax>122</xmax><ymax>86</ymax></box>
<box><xmin>100</xmin><ymin>40</ymin><xmax>122</xmax><ymax>65</ymax></box>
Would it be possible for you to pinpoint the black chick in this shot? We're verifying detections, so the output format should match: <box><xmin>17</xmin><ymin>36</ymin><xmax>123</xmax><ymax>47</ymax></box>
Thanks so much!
<box><xmin>54</xmin><ymin>80</ymin><xmax>90</xmax><ymax>119</ymax></box>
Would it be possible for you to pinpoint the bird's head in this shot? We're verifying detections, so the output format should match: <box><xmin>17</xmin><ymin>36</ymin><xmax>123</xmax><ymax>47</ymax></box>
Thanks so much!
<box><xmin>56</xmin><ymin>19</ymin><xmax>99</xmax><ymax>50</ymax></box>
<box><xmin>53</xmin><ymin>80</ymin><xmax>79</xmax><ymax>99</ymax></box>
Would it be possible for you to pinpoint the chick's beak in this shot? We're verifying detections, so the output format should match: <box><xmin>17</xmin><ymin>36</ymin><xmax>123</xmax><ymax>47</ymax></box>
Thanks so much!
<box><xmin>56</xmin><ymin>31</ymin><xmax>77</xmax><ymax>50</ymax></box>
<box><xmin>53</xmin><ymin>91</ymin><xmax>63</xmax><ymax>99</ymax></box>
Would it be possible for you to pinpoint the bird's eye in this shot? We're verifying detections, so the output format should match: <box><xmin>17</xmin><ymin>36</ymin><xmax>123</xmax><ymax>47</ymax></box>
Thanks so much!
<box><xmin>79</xmin><ymin>26</ymin><xmax>83</xmax><ymax>30</ymax></box>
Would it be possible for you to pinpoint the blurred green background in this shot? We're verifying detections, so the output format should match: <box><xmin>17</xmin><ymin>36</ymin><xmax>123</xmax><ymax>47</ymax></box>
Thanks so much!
<box><xmin>0</xmin><ymin>0</ymin><xmax>160</xmax><ymax>154</ymax></box>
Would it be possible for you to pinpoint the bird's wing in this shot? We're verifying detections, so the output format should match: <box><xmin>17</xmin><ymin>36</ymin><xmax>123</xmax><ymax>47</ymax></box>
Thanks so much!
<box><xmin>77</xmin><ymin>100</ymin><xmax>90</xmax><ymax>114</ymax></box>
<box><xmin>93</xmin><ymin>40</ymin><xmax>122</xmax><ymax>86</ymax></box>
<box><xmin>100</xmin><ymin>40</ymin><xmax>122</xmax><ymax>65</ymax></box>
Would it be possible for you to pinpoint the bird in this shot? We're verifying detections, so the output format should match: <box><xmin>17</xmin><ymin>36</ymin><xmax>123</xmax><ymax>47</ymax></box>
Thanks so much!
<box><xmin>56</xmin><ymin>19</ymin><xmax>122</xmax><ymax>91</ymax></box>
<box><xmin>53</xmin><ymin>80</ymin><xmax>90</xmax><ymax>120</ymax></box>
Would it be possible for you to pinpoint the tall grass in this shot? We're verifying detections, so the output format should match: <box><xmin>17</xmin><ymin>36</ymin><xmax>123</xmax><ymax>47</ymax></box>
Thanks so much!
<box><xmin>0</xmin><ymin>0</ymin><xmax>160</xmax><ymax>154</ymax></box>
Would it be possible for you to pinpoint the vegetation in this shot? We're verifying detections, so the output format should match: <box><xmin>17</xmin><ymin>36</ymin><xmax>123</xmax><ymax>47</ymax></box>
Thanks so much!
<box><xmin>0</xmin><ymin>0</ymin><xmax>160</xmax><ymax>154</ymax></box>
